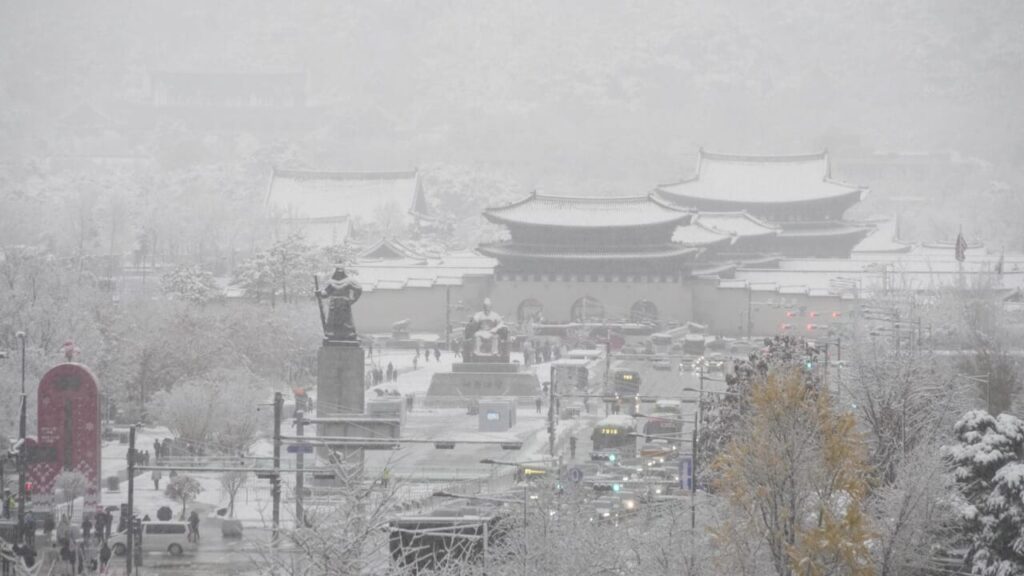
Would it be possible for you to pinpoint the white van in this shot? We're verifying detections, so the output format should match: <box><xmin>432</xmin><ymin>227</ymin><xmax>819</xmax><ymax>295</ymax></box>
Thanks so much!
<box><xmin>110</xmin><ymin>521</ymin><xmax>197</xmax><ymax>556</ymax></box>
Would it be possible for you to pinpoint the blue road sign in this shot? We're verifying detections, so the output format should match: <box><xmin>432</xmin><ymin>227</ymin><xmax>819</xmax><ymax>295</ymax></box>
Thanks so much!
<box><xmin>679</xmin><ymin>456</ymin><xmax>693</xmax><ymax>491</ymax></box>
<box><xmin>568</xmin><ymin>466</ymin><xmax>584</xmax><ymax>484</ymax></box>
<box><xmin>287</xmin><ymin>444</ymin><xmax>314</xmax><ymax>454</ymax></box>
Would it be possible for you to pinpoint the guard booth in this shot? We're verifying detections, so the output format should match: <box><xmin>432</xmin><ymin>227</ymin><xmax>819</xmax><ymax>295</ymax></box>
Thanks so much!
<box><xmin>478</xmin><ymin>398</ymin><xmax>516</xmax><ymax>432</ymax></box>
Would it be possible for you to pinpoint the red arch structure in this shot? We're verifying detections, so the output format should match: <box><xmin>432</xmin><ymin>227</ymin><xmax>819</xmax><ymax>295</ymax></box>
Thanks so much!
<box><xmin>27</xmin><ymin>363</ymin><xmax>102</xmax><ymax>507</ymax></box>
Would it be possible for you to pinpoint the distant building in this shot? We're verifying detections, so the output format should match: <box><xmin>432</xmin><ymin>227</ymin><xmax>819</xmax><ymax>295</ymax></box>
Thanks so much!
<box><xmin>265</xmin><ymin>168</ymin><xmax>430</xmax><ymax>246</ymax></box>
<box><xmin>478</xmin><ymin>193</ymin><xmax>696</xmax><ymax>325</ymax></box>
<box><xmin>656</xmin><ymin>150</ymin><xmax>872</xmax><ymax>258</ymax></box>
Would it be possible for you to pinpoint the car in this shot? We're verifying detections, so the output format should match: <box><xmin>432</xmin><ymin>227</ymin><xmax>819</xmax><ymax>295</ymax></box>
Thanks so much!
<box><xmin>110</xmin><ymin>521</ymin><xmax>197</xmax><ymax>557</ymax></box>
<box><xmin>652</xmin><ymin>358</ymin><xmax>672</xmax><ymax>371</ymax></box>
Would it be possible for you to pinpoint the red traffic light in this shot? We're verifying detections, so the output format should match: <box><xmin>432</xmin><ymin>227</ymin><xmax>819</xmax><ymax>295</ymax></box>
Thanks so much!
<box><xmin>24</xmin><ymin>481</ymin><xmax>32</xmax><ymax>492</ymax></box>
<box><xmin>785</xmin><ymin>311</ymin><xmax>797</xmax><ymax>318</ymax></box>
<box><xmin>780</xmin><ymin>323</ymin><xmax>792</xmax><ymax>331</ymax></box>
<box><xmin>831</xmin><ymin>311</ymin><xmax>842</xmax><ymax>318</ymax></box>
<box><xmin>809</xmin><ymin>311</ymin><xmax>818</xmax><ymax>318</ymax></box>
<box><xmin>806</xmin><ymin>324</ymin><xmax>817</xmax><ymax>331</ymax></box>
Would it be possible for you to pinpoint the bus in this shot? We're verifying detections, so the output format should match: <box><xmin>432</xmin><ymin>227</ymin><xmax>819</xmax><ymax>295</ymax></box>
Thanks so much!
<box><xmin>611</xmin><ymin>369</ymin><xmax>641</xmax><ymax>397</ymax></box>
<box><xmin>590</xmin><ymin>415</ymin><xmax>638</xmax><ymax>462</ymax></box>
<box><xmin>643</xmin><ymin>400</ymin><xmax>684</xmax><ymax>438</ymax></box>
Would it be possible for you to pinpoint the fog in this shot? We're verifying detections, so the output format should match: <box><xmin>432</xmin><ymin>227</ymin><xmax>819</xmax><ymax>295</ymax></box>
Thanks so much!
<box><xmin>3</xmin><ymin>3</ymin><xmax>1024</xmax><ymax>575</ymax></box>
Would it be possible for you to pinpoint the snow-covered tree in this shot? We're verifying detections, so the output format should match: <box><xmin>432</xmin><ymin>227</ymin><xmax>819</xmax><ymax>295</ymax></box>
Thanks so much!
<box><xmin>150</xmin><ymin>368</ymin><xmax>269</xmax><ymax>454</ymax></box>
<box><xmin>944</xmin><ymin>410</ymin><xmax>1024</xmax><ymax>575</ymax></box>
<box><xmin>165</xmin><ymin>475</ymin><xmax>203</xmax><ymax>520</ymax></box>
<box><xmin>53</xmin><ymin>470</ymin><xmax>89</xmax><ymax>519</ymax></box>
<box><xmin>160</xmin><ymin>264</ymin><xmax>220</xmax><ymax>304</ymax></box>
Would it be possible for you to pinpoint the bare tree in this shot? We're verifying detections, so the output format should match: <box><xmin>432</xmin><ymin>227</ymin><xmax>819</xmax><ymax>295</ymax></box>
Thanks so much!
<box><xmin>219</xmin><ymin>471</ymin><xmax>247</xmax><ymax>518</ymax></box>
<box><xmin>53</xmin><ymin>470</ymin><xmax>89</xmax><ymax>520</ymax></box>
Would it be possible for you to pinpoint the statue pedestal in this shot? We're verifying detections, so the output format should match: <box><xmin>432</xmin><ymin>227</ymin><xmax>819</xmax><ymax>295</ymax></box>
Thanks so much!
<box><xmin>316</xmin><ymin>343</ymin><xmax>365</xmax><ymax>469</ymax></box>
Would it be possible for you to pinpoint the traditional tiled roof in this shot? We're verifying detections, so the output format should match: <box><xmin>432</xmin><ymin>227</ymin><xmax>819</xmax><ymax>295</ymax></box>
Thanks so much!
<box><xmin>776</xmin><ymin>222</ymin><xmax>873</xmax><ymax>239</ymax></box>
<box><xmin>477</xmin><ymin>243</ymin><xmax>699</xmax><ymax>263</ymax></box>
<box><xmin>671</xmin><ymin>224</ymin><xmax>733</xmax><ymax>247</ymax></box>
<box><xmin>696</xmin><ymin>212</ymin><xmax>779</xmax><ymax>238</ymax></box>
<box><xmin>656</xmin><ymin>150</ymin><xmax>865</xmax><ymax>206</ymax></box>
<box><xmin>266</xmin><ymin>168</ymin><xmax>429</xmax><ymax>224</ymax></box>
<box><xmin>360</xmin><ymin>237</ymin><xmax>426</xmax><ymax>261</ymax></box>
<box><xmin>852</xmin><ymin>219</ymin><xmax>913</xmax><ymax>254</ymax></box>
<box><xmin>483</xmin><ymin>192</ymin><xmax>692</xmax><ymax>229</ymax></box>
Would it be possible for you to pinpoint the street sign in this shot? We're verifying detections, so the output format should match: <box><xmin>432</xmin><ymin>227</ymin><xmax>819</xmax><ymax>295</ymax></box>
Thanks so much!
<box><xmin>568</xmin><ymin>466</ymin><xmax>584</xmax><ymax>484</ymax></box>
<box><xmin>287</xmin><ymin>444</ymin><xmax>314</xmax><ymax>454</ymax></box>
<box><xmin>679</xmin><ymin>456</ymin><xmax>693</xmax><ymax>491</ymax></box>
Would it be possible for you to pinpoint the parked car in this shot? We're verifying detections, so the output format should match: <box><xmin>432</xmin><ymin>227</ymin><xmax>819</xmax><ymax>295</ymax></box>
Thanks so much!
<box><xmin>110</xmin><ymin>521</ymin><xmax>196</xmax><ymax>557</ymax></box>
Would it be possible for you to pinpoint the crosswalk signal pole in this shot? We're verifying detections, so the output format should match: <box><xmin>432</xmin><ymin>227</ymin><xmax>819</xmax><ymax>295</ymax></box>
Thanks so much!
<box><xmin>126</xmin><ymin>425</ymin><xmax>135</xmax><ymax>576</ymax></box>
<box><xmin>272</xmin><ymin>392</ymin><xmax>282</xmax><ymax>543</ymax></box>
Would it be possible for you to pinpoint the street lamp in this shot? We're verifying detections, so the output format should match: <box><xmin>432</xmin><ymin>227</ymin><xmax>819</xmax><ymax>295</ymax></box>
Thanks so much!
<box><xmin>16</xmin><ymin>330</ymin><xmax>26</xmax><ymax>544</ymax></box>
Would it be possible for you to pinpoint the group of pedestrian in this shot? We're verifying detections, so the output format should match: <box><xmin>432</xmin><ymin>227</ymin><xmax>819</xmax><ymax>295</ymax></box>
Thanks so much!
<box><xmin>52</xmin><ymin>511</ymin><xmax>113</xmax><ymax>575</ymax></box>
<box><xmin>369</xmin><ymin>362</ymin><xmax>400</xmax><ymax>387</ymax></box>
<box><xmin>523</xmin><ymin>340</ymin><xmax>560</xmax><ymax>366</ymax></box>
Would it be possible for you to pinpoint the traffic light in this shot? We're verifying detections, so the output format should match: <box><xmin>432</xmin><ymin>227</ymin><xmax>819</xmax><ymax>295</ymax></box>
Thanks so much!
<box><xmin>612</xmin><ymin>483</ymin><xmax>621</xmax><ymax>493</ymax></box>
<box><xmin>804</xmin><ymin>360</ymin><xmax>815</xmax><ymax>370</ymax></box>
<box><xmin>608</xmin><ymin>453</ymin><xmax>617</xmax><ymax>463</ymax></box>
<box><xmin>24</xmin><ymin>481</ymin><xmax>32</xmax><ymax>502</ymax></box>
<box><xmin>832</xmin><ymin>311</ymin><xmax>842</xmax><ymax>318</ymax></box>
<box><xmin>785</xmin><ymin>311</ymin><xmax>797</xmax><ymax>318</ymax></box>
<box><xmin>780</xmin><ymin>323</ymin><xmax>792</xmax><ymax>331</ymax></box>
<box><xmin>809</xmin><ymin>311</ymin><xmax>819</xmax><ymax>318</ymax></box>
<box><xmin>806</xmin><ymin>324</ymin><xmax>817</xmax><ymax>331</ymax></box>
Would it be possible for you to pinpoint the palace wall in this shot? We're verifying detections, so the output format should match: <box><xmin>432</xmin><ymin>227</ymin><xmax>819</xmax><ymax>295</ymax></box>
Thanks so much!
<box><xmin>488</xmin><ymin>275</ymin><xmax>693</xmax><ymax>326</ymax></box>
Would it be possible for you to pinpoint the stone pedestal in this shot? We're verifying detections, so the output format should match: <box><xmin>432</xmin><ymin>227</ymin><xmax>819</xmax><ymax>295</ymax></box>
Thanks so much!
<box><xmin>316</xmin><ymin>342</ymin><xmax>365</xmax><ymax>468</ymax></box>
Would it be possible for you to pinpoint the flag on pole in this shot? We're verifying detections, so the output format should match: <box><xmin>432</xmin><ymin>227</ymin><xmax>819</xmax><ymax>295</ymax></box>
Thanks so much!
<box><xmin>955</xmin><ymin>231</ymin><xmax>967</xmax><ymax>263</ymax></box>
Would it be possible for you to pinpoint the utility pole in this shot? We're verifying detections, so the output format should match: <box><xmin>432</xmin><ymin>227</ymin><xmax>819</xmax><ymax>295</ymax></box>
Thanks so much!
<box><xmin>272</xmin><ymin>392</ymin><xmax>283</xmax><ymax>543</ymax></box>
<box><xmin>294</xmin><ymin>410</ymin><xmax>305</xmax><ymax>526</ymax></box>
<box><xmin>445</xmin><ymin>286</ymin><xmax>451</xmax><ymax>352</ymax></box>
<box><xmin>126</xmin><ymin>425</ymin><xmax>135</xmax><ymax>576</ymax></box>
<box><xmin>16</xmin><ymin>331</ymin><xmax>26</xmax><ymax>545</ymax></box>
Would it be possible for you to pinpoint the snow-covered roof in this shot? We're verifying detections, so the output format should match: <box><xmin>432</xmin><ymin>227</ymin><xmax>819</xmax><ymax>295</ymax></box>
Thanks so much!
<box><xmin>657</xmin><ymin>150</ymin><xmax>865</xmax><ymax>206</ymax></box>
<box><xmin>349</xmin><ymin>252</ymin><xmax>496</xmax><ymax>292</ymax></box>
<box><xmin>596</xmin><ymin>415</ymin><xmax>637</xmax><ymax>429</ymax></box>
<box><xmin>266</xmin><ymin>168</ymin><xmax>429</xmax><ymax>224</ymax></box>
<box><xmin>360</xmin><ymin>237</ymin><xmax>426</xmax><ymax>261</ymax></box>
<box><xmin>483</xmin><ymin>192</ymin><xmax>692</xmax><ymax>229</ymax></box>
<box><xmin>477</xmin><ymin>242</ymin><xmax>698</xmax><ymax>263</ymax></box>
<box><xmin>696</xmin><ymin>211</ymin><xmax>779</xmax><ymax>237</ymax></box>
<box><xmin>852</xmin><ymin>219</ymin><xmax>913</xmax><ymax>254</ymax></box>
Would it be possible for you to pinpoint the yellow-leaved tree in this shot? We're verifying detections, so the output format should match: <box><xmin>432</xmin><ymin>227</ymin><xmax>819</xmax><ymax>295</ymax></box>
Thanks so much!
<box><xmin>713</xmin><ymin>368</ymin><xmax>874</xmax><ymax>576</ymax></box>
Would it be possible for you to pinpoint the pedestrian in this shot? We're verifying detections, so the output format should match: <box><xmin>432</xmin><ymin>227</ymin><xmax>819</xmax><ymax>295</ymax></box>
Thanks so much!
<box><xmin>24</xmin><ymin>511</ymin><xmax>36</xmax><ymax>548</ymax></box>
<box><xmin>92</xmin><ymin>511</ymin><xmax>104</xmax><ymax>543</ymax></box>
<box><xmin>60</xmin><ymin>541</ymin><xmax>74</xmax><ymax>576</ymax></box>
<box><xmin>535</xmin><ymin>397</ymin><xmax>543</xmax><ymax>414</ymax></box>
<box><xmin>99</xmin><ymin>541</ymin><xmax>111</xmax><ymax>574</ymax></box>
<box><xmin>76</xmin><ymin>540</ymin><xmax>85</xmax><ymax>575</ymax></box>
<box><xmin>81</xmin><ymin>516</ymin><xmax>92</xmax><ymax>541</ymax></box>
<box><xmin>188</xmin><ymin>510</ymin><xmax>200</xmax><ymax>543</ymax></box>
<box><xmin>434</xmin><ymin>347</ymin><xmax>441</xmax><ymax>362</ymax></box>
<box><xmin>103</xmin><ymin>510</ymin><xmax>112</xmax><ymax>540</ymax></box>
<box><xmin>153</xmin><ymin>439</ymin><xmax>162</xmax><ymax>462</ymax></box>
<box><xmin>381</xmin><ymin>467</ymin><xmax>390</xmax><ymax>489</ymax></box>
<box><xmin>569</xmin><ymin>435</ymin><xmax>577</xmax><ymax>459</ymax></box>
<box><xmin>387</xmin><ymin>362</ymin><xmax>394</xmax><ymax>382</ymax></box>
<box><xmin>412</xmin><ymin>355</ymin><xmax>418</xmax><ymax>370</ymax></box>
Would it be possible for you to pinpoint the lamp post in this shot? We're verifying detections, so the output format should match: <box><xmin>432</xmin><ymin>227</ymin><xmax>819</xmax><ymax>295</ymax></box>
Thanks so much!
<box><xmin>16</xmin><ymin>330</ymin><xmax>26</xmax><ymax>544</ymax></box>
